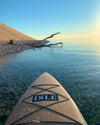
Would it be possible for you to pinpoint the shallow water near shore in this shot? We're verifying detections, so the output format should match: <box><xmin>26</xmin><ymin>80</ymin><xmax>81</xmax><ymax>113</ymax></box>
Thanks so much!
<box><xmin>0</xmin><ymin>41</ymin><xmax>100</xmax><ymax>125</ymax></box>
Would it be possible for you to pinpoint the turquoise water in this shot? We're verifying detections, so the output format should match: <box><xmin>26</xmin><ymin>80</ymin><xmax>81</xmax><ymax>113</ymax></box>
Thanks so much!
<box><xmin>0</xmin><ymin>42</ymin><xmax>100</xmax><ymax>125</ymax></box>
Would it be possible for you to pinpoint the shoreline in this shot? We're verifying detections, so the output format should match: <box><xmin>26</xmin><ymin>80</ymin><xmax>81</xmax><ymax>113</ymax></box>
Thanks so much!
<box><xmin>0</xmin><ymin>42</ymin><xmax>34</xmax><ymax>57</ymax></box>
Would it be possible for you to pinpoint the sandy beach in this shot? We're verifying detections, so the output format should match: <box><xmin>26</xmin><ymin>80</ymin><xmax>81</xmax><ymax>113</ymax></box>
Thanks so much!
<box><xmin>0</xmin><ymin>23</ymin><xmax>39</xmax><ymax>57</ymax></box>
<box><xmin>0</xmin><ymin>23</ymin><xmax>49</xmax><ymax>57</ymax></box>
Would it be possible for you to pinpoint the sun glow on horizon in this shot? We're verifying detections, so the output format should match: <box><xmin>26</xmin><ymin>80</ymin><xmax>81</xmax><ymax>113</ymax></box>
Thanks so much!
<box><xmin>30</xmin><ymin>1</ymin><xmax>100</xmax><ymax>46</ymax></box>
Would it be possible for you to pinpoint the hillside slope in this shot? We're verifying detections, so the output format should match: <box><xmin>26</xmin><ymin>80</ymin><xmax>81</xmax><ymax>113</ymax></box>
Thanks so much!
<box><xmin>0</xmin><ymin>23</ymin><xmax>37</xmax><ymax>44</ymax></box>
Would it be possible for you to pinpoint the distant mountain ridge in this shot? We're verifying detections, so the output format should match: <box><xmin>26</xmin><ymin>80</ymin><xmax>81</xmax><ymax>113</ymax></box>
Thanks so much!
<box><xmin>0</xmin><ymin>23</ymin><xmax>37</xmax><ymax>44</ymax></box>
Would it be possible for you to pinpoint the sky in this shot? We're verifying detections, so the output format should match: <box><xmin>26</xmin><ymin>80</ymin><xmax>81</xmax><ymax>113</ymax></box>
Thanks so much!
<box><xmin>0</xmin><ymin>0</ymin><xmax>100</xmax><ymax>42</ymax></box>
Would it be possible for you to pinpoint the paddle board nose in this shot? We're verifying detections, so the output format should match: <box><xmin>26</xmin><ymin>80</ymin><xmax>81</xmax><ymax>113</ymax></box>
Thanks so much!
<box><xmin>5</xmin><ymin>73</ymin><xmax>87</xmax><ymax>125</ymax></box>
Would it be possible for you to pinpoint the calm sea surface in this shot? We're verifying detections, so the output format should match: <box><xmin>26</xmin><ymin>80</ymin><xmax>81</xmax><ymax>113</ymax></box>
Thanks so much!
<box><xmin>0</xmin><ymin>41</ymin><xmax>100</xmax><ymax>125</ymax></box>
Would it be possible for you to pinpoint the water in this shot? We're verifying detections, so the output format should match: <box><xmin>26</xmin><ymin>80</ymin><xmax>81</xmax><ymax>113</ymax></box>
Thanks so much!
<box><xmin>0</xmin><ymin>41</ymin><xmax>100</xmax><ymax>125</ymax></box>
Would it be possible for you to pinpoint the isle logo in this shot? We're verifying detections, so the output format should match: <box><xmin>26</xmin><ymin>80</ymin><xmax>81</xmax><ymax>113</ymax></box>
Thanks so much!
<box><xmin>32</xmin><ymin>94</ymin><xmax>58</xmax><ymax>102</ymax></box>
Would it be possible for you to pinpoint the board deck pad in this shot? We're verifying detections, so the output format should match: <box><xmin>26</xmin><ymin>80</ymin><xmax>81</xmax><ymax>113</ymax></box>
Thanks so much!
<box><xmin>5</xmin><ymin>73</ymin><xmax>87</xmax><ymax>125</ymax></box>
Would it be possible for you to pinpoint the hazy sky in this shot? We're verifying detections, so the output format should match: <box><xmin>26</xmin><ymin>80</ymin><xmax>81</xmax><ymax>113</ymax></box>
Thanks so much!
<box><xmin>0</xmin><ymin>0</ymin><xmax>100</xmax><ymax>41</ymax></box>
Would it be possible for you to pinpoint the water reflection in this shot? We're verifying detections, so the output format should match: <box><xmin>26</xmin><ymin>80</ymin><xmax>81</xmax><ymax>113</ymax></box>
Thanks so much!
<box><xmin>0</xmin><ymin>55</ymin><xmax>13</xmax><ymax>65</ymax></box>
<box><xmin>0</xmin><ymin>53</ymin><xmax>21</xmax><ymax>68</ymax></box>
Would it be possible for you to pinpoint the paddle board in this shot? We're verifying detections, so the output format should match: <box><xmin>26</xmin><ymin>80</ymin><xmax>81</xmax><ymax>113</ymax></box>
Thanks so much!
<box><xmin>5</xmin><ymin>73</ymin><xmax>87</xmax><ymax>125</ymax></box>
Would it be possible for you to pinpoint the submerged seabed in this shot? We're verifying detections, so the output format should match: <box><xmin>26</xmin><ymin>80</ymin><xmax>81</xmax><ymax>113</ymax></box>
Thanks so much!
<box><xmin>0</xmin><ymin>42</ymin><xmax>100</xmax><ymax>125</ymax></box>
